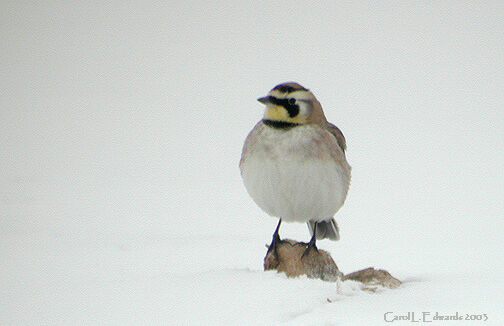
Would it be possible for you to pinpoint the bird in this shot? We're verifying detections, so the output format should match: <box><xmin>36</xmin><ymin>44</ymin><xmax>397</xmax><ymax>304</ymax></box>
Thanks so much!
<box><xmin>239</xmin><ymin>82</ymin><xmax>351</xmax><ymax>259</ymax></box>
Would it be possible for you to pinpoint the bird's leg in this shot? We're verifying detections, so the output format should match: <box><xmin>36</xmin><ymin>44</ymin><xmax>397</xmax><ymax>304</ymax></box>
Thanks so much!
<box><xmin>302</xmin><ymin>222</ymin><xmax>319</xmax><ymax>258</ymax></box>
<box><xmin>267</xmin><ymin>219</ymin><xmax>282</xmax><ymax>261</ymax></box>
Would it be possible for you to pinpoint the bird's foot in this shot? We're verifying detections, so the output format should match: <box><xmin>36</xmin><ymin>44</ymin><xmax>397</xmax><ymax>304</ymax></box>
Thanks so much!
<box><xmin>301</xmin><ymin>238</ymin><xmax>318</xmax><ymax>258</ymax></box>
<box><xmin>266</xmin><ymin>234</ymin><xmax>282</xmax><ymax>262</ymax></box>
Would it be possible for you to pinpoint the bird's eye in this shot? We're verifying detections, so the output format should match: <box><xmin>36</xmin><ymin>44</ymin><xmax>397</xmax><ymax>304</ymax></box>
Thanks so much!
<box><xmin>288</xmin><ymin>98</ymin><xmax>296</xmax><ymax>105</ymax></box>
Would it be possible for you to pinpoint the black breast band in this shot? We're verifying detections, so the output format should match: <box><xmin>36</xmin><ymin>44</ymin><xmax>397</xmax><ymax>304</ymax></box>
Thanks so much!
<box><xmin>262</xmin><ymin>119</ymin><xmax>301</xmax><ymax>129</ymax></box>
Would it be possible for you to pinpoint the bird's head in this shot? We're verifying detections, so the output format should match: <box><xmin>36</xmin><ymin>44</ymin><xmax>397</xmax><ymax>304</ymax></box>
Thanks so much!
<box><xmin>258</xmin><ymin>82</ymin><xmax>326</xmax><ymax>125</ymax></box>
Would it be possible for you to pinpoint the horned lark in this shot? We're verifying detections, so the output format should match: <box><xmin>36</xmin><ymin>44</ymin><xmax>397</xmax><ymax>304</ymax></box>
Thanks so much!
<box><xmin>240</xmin><ymin>82</ymin><xmax>351</xmax><ymax>258</ymax></box>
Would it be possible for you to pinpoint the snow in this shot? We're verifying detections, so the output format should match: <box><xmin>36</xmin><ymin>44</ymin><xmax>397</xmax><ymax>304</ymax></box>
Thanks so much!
<box><xmin>1</xmin><ymin>1</ymin><xmax>503</xmax><ymax>325</ymax></box>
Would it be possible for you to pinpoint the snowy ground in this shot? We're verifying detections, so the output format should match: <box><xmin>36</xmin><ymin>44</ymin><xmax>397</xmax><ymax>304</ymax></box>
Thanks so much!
<box><xmin>1</xmin><ymin>2</ymin><xmax>503</xmax><ymax>325</ymax></box>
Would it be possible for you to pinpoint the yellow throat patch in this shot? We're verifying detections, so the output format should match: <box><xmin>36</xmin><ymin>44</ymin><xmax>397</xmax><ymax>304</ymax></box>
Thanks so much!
<box><xmin>264</xmin><ymin>106</ymin><xmax>307</xmax><ymax>124</ymax></box>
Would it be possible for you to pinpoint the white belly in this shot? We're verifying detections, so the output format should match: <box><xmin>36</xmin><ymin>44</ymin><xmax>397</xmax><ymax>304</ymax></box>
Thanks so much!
<box><xmin>240</xmin><ymin>124</ymin><xmax>350</xmax><ymax>222</ymax></box>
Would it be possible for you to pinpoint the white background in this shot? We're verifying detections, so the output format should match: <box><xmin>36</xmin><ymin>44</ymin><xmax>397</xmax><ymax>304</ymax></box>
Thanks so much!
<box><xmin>1</xmin><ymin>1</ymin><xmax>503</xmax><ymax>325</ymax></box>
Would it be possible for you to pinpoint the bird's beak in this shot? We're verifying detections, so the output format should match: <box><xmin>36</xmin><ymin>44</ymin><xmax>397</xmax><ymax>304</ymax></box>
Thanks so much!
<box><xmin>257</xmin><ymin>96</ymin><xmax>272</xmax><ymax>105</ymax></box>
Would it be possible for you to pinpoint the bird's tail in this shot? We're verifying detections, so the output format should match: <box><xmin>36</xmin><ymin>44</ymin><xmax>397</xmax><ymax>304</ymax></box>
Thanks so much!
<box><xmin>307</xmin><ymin>219</ymin><xmax>340</xmax><ymax>241</ymax></box>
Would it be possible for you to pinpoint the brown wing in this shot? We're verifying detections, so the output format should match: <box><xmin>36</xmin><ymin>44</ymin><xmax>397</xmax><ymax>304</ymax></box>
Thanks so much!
<box><xmin>325</xmin><ymin>122</ymin><xmax>347</xmax><ymax>152</ymax></box>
